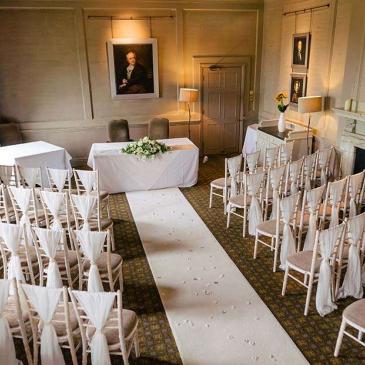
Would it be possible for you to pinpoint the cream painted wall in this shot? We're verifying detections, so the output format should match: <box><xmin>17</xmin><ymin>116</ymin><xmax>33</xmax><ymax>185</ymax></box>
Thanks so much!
<box><xmin>0</xmin><ymin>0</ymin><xmax>263</xmax><ymax>163</ymax></box>
<box><xmin>259</xmin><ymin>0</ymin><xmax>365</xmax><ymax>146</ymax></box>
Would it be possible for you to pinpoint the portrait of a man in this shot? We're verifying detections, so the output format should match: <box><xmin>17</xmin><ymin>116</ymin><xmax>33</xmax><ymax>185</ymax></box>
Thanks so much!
<box><xmin>292</xmin><ymin>33</ymin><xmax>310</xmax><ymax>70</ymax></box>
<box><xmin>290</xmin><ymin>74</ymin><xmax>306</xmax><ymax>107</ymax></box>
<box><xmin>107</xmin><ymin>38</ymin><xmax>159</xmax><ymax>99</ymax></box>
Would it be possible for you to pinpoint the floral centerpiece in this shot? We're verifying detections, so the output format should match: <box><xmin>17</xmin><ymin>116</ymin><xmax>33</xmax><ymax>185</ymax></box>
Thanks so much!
<box><xmin>121</xmin><ymin>136</ymin><xmax>171</xmax><ymax>160</ymax></box>
<box><xmin>275</xmin><ymin>92</ymin><xmax>289</xmax><ymax>133</ymax></box>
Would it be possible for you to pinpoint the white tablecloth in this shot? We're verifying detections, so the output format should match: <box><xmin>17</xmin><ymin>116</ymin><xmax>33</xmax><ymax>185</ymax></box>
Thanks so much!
<box><xmin>87</xmin><ymin>138</ymin><xmax>199</xmax><ymax>193</ymax></box>
<box><xmin>242</xmin><ymin>124</ymin><xmax>258</xmax><ymax>154</ymax></box>
<box><xmin>0</xmin><ymin>141</ymin><xmax>72</xmax><ymax>185</ymax></box>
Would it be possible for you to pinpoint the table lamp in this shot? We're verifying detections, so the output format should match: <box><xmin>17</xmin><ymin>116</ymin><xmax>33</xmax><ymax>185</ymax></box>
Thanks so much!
<box><xmin>298</xmin><ymin>96</ymin><xmax>322</xmax><ymax>155</ymax></box>
<box><xmin>179</xmin><ymin>88</ymin><xmax>199</xmax><ymax>140</ymax></box>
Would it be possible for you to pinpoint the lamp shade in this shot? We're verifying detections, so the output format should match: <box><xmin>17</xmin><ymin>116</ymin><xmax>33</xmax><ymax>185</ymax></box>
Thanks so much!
<box><xmin>298</xmin><ymin>96</ymin><xmax>323</xmax><ymax>113</ymax></box>
<box><xmin>179</xmin><ymin>88</ymin><xmax>199</xmax><ymax>103</ymax></box>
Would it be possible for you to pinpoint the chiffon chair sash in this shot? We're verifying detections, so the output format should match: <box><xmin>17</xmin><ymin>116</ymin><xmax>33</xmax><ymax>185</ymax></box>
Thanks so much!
<box><xmin>73</xmin><ymin>290</ymin><xmax>115</xmax><ymax>365</ymax></box>
<box><xmin>316</xmin><ymin>224</ymin><xmax>344</xmax><ymax>316</ymax></box>
<box><xmin>76</xmin><ymin>230</ymin><xmax>106</xmax><ymax>292</ymax></box>
<box><xmin>20</xmin><ymin>167</ymin><xmax>42</xmax><ymax>188</ymax></box>
<box><xmin>303</xmin><ymin>185</ymin><xmax>326</xmax><ymax>251</ymax></box>
<box><xmin>0</xmin><ymin>222</ymin><xmax>25</xmax><ymax>282</ymax></box>
<box><xmin>21</xmin><ymin>284</ymin><xmax>65</xmax><ymax>365</ymax></box>
<box><xmin>0</xmin><ymin>279</ymin><xmax>18</xmax><ymax>365</ymax></box>
<box><xmin>289</xmin><ymin>159</ymin><xmax>302</xmax><ymax>194</ymax></box>
<box><xmin>34</xmin><ymin>227</ymin><xmax>63</xmax><ymax>288</ymax></box>
<box><xmin>9</xmin><ymin>187</ymin><xmax>32</xmax><ymax>231</ymax></box>
<box><xmin>280</xmin><ymin>142</ymin><xmax>294</xmax><ymax>164</ymax></box>
<box><xmin>270</xmin><ymin>165</ymin><xmax>286</xmax><ymax>220</ymax></box>
<box><xmin>40</xmin><ymin>191</ymin><xmax>64</xmax><ymax>230</ymax></box>
<box><xmin>76</xmin><ymin>170</ymin><xmax>96</xmax><ymax>193</ymax></box>
<box><xmin>338</xmin><ymin>213</ymin><xmax>365</xmax><ymax>299</ymax></box>
<box><xmin>247</xmin><ymin>172</ymin><xmax>264</xmax><ymax>235</ymax></box>
<box><xmin>245</xmin><ymin>151</ymin><xmax>260</xmax><ymax>174</ymax></box>
<box><xmin>318</xmin><ymin>149</ymin><xmax>331</xmax><ymax>185</ymax></box>
<box><xmin>329</xmin><ymin>178</ymin><xmax>347</xmax><ymax>228</ymax></box>
<box><xmin>279</xmin><ymin>193</ymin><xmax>300</xmax><ymax>270</ymax></box>
<box><xmin>0</xmin><ymin>166</ymin><xmax>13</xmax><ymax>185</ymax></box>
<box><xmin>227</xmin><ymin>155</ymin><xmax>242</xmax><ymax>197</ymax></box>
<box><xmin>48</xmin><ymin>168</ymin><xmax>68</xmax><ymax>192</ymax></box>
<box><xmin>348</xmin><ymin>172</ymin><xmax>364</xmax><ymax>218</ymax></box>
<box><xmin>304</xmin><ymin>154</ymin><xmax>315</xmax><ymax>190</ymax></box>
<box><xmin>71</xmin><ymin>194</ymin><xmax>97</xmax><ymax>231</ymax></box>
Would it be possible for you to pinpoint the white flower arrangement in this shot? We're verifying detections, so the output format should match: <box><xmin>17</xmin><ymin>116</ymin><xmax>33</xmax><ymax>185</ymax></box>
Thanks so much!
<box><xmin>121</xmin><ymin>136</ymin><xmax>171</xmax><ymax>160</ymax></box>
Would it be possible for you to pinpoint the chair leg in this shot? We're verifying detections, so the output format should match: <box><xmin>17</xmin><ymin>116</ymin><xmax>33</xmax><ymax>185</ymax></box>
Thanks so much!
<box><xmin>282</xmin><ymin>266</ymin><xmax>289</xmax><ymax>296</ymax></box>
<box><xmin>223</xmin><ymin>189</ymin><xmax>227</xmax><ymax>215</ymax></box>
<box><xmin>304</xmin><ymin>274</ymin><xmax>314</xmax><ymax>316</ymax></box>
<box><xmin>209</xmin><ymin>186</ymin><xmax>213</xmax><ymax>208</ymax></box>
<box><xmin>253</xmin><ymin>233</ymin><xmax>259</xmax><ymax>259</ymax></box>
<box><xmin>334</xmin><ymin>318</ymin><xmax>346</xmax><ymax>357</ymax></box>
<box><xmin>122</xmin><ymin>352</ymin><xmax>130</xmax><ymax>365</ymax></box>
<box><xmin>110</xmin><ymin>226</ymin><xmax>116</xmax><ymax>251</ymax></box>
<box><xmin>273</xmin><ymin>237</ymin><xmax>279</xmax><ymax>273</ymax></box>
<box><xmin>226</xmin><ymin>207</ymin><xmax>231</xmax><ymax>228</ymax></box>
<box><xmin>134</xmin><ymin>332</ymin><xmax>140</xmax><ymax>358</ymax></box>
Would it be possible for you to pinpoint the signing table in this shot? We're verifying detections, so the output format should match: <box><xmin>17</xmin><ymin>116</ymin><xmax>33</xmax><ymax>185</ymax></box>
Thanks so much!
<box><xmin>87</xmin><ymin>138</ymin><xmax>199</xmax><ymax>193</ymax></box>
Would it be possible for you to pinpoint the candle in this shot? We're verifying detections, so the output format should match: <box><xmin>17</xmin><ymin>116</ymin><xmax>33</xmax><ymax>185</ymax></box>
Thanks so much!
<box><xmin>344</xmin><ymin>99</ymin><xmax>352</xmax><ymax>111</ymax></box>
<box><xmin>351</xmin><ymin>100</ymin><xmax>358</xmax><ymax>112</ymax></box>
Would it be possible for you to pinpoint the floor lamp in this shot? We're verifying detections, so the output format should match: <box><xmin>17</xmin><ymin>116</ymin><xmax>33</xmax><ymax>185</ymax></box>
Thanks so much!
<box><xmin>179</xmin><ymin>88</ymin><xmax>199</xmax><ymax>140</ymax></box>
<box><xmin>298</xmin><ymin>96</ymin><xmax>323</xmax><ymax>155</ymax></box>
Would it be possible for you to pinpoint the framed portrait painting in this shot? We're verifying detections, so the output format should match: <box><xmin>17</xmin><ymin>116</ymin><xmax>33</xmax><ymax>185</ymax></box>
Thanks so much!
<box><xmin>107</xmin><ymin>38</ymin><xmax>159</xmax><ymax>100</ymax></box>
<box><xmin>289</xmin><ymin>73</ymin><xmax>307</xmax><ymax>107</ymax></box>
<box><xmin>292</xmin><ymin>33</ymin><xmax>310</xmax><ymax>70</ymax></box>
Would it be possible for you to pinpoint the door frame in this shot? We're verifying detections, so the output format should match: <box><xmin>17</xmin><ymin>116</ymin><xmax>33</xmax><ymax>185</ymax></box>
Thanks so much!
<box><xmin>192</xmin><ymin>55</ymin><xmax>252</xmax><ymax>153</ymax></box>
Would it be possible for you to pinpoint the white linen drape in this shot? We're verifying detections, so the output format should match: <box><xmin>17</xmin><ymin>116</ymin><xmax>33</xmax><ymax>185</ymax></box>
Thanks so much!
<box><xmin>269</xmin><ymin>165</ymin><xmax>286</xmax><ymax>220</ymax></box>
<box><xmin>34</xmin><ymin>227</ymin><xmax>63</xmax><ymax>288</ymax></box>
<box><xmin>227</xmin><ymin>155</ymin><xmax>242</xmax><ymax>197</ymax></box>
<box><xmin>289</xmin><ymin>159</ymin><xmax>303</xmax><ymax>194</ymax></box>
<box><xmin>76</xmin><ymin>230</ymin><xmax>106</xmax><ymax>292</ymax></box>
<box><xmin>0</xmin><ymin>279</ymin><xmax>18</xmax><ymax>365</ymax></box>
<box><xmin>338</xmin><ymin>213</ymin><xmax>365</xmax><ymax>299</ymax></box>
<box><xmin>318</xmin><ymin>148</ymin><xmax>331</xmax><ymax>185</ymax></box>
<box><xmin>328</xmin><ymin>178</ymin><xmax>347</xmax><ymax>228</ymax></box>
<box><xmin>76</xmin><ymin>170</ymin><xmax>96</xmax><ymax>193</ymax></box>
<box><xmin>304</xmin><ymin>154</ymin><xmax>316</xmax><ymax>190</ymax></box>
<box><xmin>303</xmin><ymin>185</ymin><xmax>326</xmax><ymax>251</ymax></box>
<box><xmin>21</xmin><ymin>284</ymin><xmax>65</xmax><ymax>365</ymax></box>
<box><xmin>316</xmin><ymin>224</ymin><xmax>344</xmax><ymax>316</ymax></box>
<box><xmin>20</xmin><ymin>167</ymin><xmax>42</xmax><ymax>188</ymax></box>
<box><xmin>71</xmin><ymin>194</ymin><xmax>97</xmax><ymax>231</ymax></box>
<box><xmin>247</xmin><ymin>172</ymin><xmax>264</xmax><ymax>235</ymax></box>
<box><xmin>279</xmin><ymin>193</ymin><xmax>300</xmax><ymax>270</ymax></box>
<box><xmin>48</xmin><ymin>168</ymin><xmax>69</xmax><ymax>192</ymax></box>
<box><xmin>72</xmin><ymin>290</ymin><xmax>115</xmax><ymax>365</ymax></box>
<box><xmin>0</xmin><ymin>222</ymin><xmax>25</xmax><ymax>282</ymax></box>
<box><xmin>348</xmin><ymin>172</ymin><xmax>364</xmax><ymax>218</ymax></box>
<box><xmin>40</xmin><ymin>191</ymin><xmax>65</xmax><ymax>230</ymax></box>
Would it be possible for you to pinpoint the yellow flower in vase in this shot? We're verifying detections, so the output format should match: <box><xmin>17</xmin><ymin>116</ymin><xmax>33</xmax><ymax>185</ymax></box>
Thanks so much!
<box><xmin>275</xmin><ymin>91</ymin><xmax>289</xmax><ymax>113</ymax></box>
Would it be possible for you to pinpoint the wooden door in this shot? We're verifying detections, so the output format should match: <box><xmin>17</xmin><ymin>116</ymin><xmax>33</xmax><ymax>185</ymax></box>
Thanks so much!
<box><xmin>202</xmin><ymin>66</ymin><xmax>242</xmax><ymax>155</ymax></box>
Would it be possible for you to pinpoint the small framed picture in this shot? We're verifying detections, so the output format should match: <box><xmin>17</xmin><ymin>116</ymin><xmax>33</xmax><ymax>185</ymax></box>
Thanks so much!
<box><xmin>292</xmin><ymin>33</ymin><xmax>310</xmax><ymax>70</ymax></box>
<box><xmin>107</xmin><ymin>38</ymin><xmax>159</xmax><ymax>100</ymax></box>
<box><xmin>289</xmin><ymin>73</ymin><xmax>307</xmax><ymax>107</ymax></box>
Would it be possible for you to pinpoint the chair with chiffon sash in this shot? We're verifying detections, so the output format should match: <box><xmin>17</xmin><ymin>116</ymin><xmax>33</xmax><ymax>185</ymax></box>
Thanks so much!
<box><xmin>284</xmin><ymin>158</ymin><xmax>303</xmax><ymax>196</ymax></box>
<box><xmin>336</xmin><ymin>212</ymin><xmax>365</xmax><ymax>300</ymax></box>
<box><xmin>31</xmin><ymin>227</ymin><xmax>80</xmax><ymax>289</ymax></box>
<box><xmin>279</xmin><ymin>141</ymin><xmax>294</xmax><ymax>166</ymax></box>
<box><xmin>209</xmin><ymin>156</ymin><xmax>240</xmax><ymax>214</ymax></box>
<box><xmin>320</xmin><ymin>176</ymin><xmax>348</xmax><ymax>228</ymax></box>
<box><xmin>334</xmin><ymin>298</ymin><xmax>365</xmax><ymax>357</ymax></box>
<box><xmin>314</xmin><ymin>147</ymin><xmax>333</xmax><ymax>186</ymax></box>
<box><xmin>69</xmin><ymin>288</ymin><xmax>139</xmax><ymax>365</ymax></box>
<box><xmin>0</xmin><ymin>278</ymin><xmax>33</xmax><ymax>365</ymax></box>
<box><xmin>282</xmin><ymin>222</ymin><xmax>346</xmax><ymax>316</ymax></box>
<box><xmin>264</xmin><ymin>164</ymin><xmax>287</xmax><ymax>220</ymax></box>
<box><xmin>20</xmin><ymin>283</ymin><xmax>80</xmax><ymax>365</ymax></box>
<box><xmin>0</xmin><ymin>222</ymin><xmax>38</xmax><ymax>285</ymax></box>
<box><xmin>263</xmin><ymin>146</ymin><xmax>279</xmax><ymax>170</ymax></box>
<box><xmin>16</xmin><ymin>166</ymin><xmax>44</xmax><ymax>189</ymax></box>
<box><xmin>344</xmin><ymin>170</ymin><xmax>365</xmax><ymax>218</ymax></box>
<box><xmin>302</xmin><ymin>153</ymin><xmax>317</xmax><ymax>190</ymax></box>
<box><xmin>0</xmin><ymin>184</ymin><xmax>15</xmax><ymax>223</ymax></box>
<box><xmin>69</xmin><ymin>193</ymin><xmax>115</xmax><ymax>251</ymax></box>
<box><xmin>226</xmin><ymin>170</ymin><xmax>265</xmax><ymax>238</ymax></box>
<box><xmin>243</xmin><ymin>150</ymin><xmax>260</xmax><ymax>174</ymax></box>
<box><xmin>296</xmin><ymin>184</ymin><xmax>326</xmax><ymax>252</ymax></box>
<box><xmin>47</xmin><ymin>167</ymin><xmax>74</xmax><ymax>193</ymax></box>
<box><xmin>73</xmin><ymin>169</ymin><xmax>111</xmax><ymax>219</ymax></box>
<box><xmin>254</xmin><ymin>192</ymin><xmax>301</xmax><ymax>272</ymax></box>
<box><xmin>71</xmin><ymin>229</ymin><xmax>123</xmax><ymax>292</ymax></box>
<box><xmin>0</xmin><ymin>165</ymin><xmax>18</xmax><ymax>187</ymax></box>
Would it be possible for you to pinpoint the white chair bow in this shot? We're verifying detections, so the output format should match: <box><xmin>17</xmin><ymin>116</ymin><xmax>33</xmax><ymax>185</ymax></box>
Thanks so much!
<box><xmin>35</xmin><ymin>227</ymin><xmax>63</xmax><ymax>288</ymax></box>
<box><xmin>71</xmin><ymin>194</ymin><xmax>97</xmax><ymax>231</ymax></box>
<box><xmin>22</xmin><ymin>284</ymin><xmax>65</xmax><ymax>365</ymax></box>
<box><xmin>40</xmin><ymin>190</ymin><xmax>65</xmax><ymax>230</ymax></box>
<box><xmin>73</xmin><ymin>290</ymin><xmax>115</xmax><ymax>365</ymax></box>
<box><xmin>247</xmin><ymin>172</ymin><xmax>264</xmax><ymax>235</ymax></box>
<box><xmin>0</xmin><ymin>279</ymin><xmax>18</xmax><ymax>365</ymax></box>
<box><xmin>76</xmin><ymin>230</ymin><xmax>106</xmax><ymax>292</ymax></box>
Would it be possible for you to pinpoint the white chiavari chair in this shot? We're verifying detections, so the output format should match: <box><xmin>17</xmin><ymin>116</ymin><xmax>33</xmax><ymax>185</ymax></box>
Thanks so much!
<box><xmin>263</xmin><ymin>146</ymin><xmax>279</xmax><ymax>171</ymax></box>
<box><xmin>314</xmin><ymin>147</ymin><xmax>333</xmax><ymax>186</ymax></box>
<box><xmin>302</xmin><ymin>153</ymin><xmax>317</xmax><ymax>190</ymax></box>
<box><xmin>69</xmin><ymin>288</ymin><xmax>139</xmax><ymax>365</ymax></box>
<box><xmin>254</xmin><ymin>192</ymin><xmax>301</xmax><ymax>272</ymax></box>
<box><xmin>20</xmin><ymin>283</ymin><xmax>80</xmax><ymax>365</ymax></box>
<box><xmin>279</xmin><ymin>141</ymin><xmax>294</xmax><ymax>166</ymax></box>
<box><xmin>46</xmin><ymin>167</ymin><xmax>73</xmax><ymax>193</ymax></box>
<box><xmin>243</xmin><ymin>150</ymin><xmax>260</xmax><ymax>174</ymax></box>
<box><xmin>345</xmin><ymin>170</ymin><xmax>365</xmax><ymax>218</ymax></box>
<box><xmin>282</xmin><ymin>222</ymin><xmax>346</xmax><ymax>316</ymax></box>
<box><xmin>71</xmin><ymin>229</ymin><xmax>123</xmax><ymax>292</ymax></box>
<box><xmin>284</xmin><ymin>158</ymin><xmax>303</xmax><ymax>196</ymax></box>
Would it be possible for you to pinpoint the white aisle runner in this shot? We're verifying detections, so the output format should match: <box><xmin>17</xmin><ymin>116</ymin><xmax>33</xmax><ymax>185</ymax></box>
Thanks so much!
<box><xmin>127</xmin><ymin>188</ymin><xmax>308</xmax><ymax>365</ymax></box>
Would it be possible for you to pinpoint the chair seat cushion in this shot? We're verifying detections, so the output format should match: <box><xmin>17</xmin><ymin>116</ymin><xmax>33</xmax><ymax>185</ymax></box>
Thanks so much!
<box><xmin>88</xmin><ymin>218</ymin><xmax>113</xmax><ymax>231</ymax></box>
<box><xmin>229</xmin><ymin>194</ymin><xmax>251</xmax><ymax>208</ymax></box>
<box><xmin>84</xmin><ymin>252</ymin><xmax>122</xmax><ymax>271</ymax></box>
<box><xmin>210</xmin><ymin>178</ymin><xmax>231</xmax><ymax>189</ymax></box>
<box><xmin>256</xmin><ymin>220</ymin><xmax>284</xmax><ymax>236</ymax></box>
<box><xmin>51</xmin><ymin>303</ymin><xmax>78</xmax><ymax>336</ymax></box>
<box><xmin>83</xmin><ymin>190</ymin><xmax>109</xmax><ymax>200</ymax></box>
<box><xmin>54</xmin><ymin>250</ymin><xmax>79</xmax><ymax>269</ymax></box>
<box><xmin>287</xmin><ymin>251</ymin><xmax>320</xmax><ymax>272</ymax></box>
<box><xmin>4</xmin><ymin>295</ymin><xmax>29</xmax><ymax>328</ymax></box>
<box><xmin>343</xmin><ymin>299</ymin><xmax>365</xmax><ymax>328</ymax></box>
<box><xmin>87</xmin><ymin>309</ymin><xmax>137</xmax><ymax>344</ymax></box>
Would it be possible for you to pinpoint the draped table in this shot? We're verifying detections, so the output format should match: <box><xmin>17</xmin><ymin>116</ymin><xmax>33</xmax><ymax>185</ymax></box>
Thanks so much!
<box><xmin>0</xmin><ymin>141</ymin><xmax>72</xmax><ymax>184</ymax></box>
<box><xmin>87</xmin><ymin>138</ymin><xmax>199</xmax><ymax>193</ymax></box>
